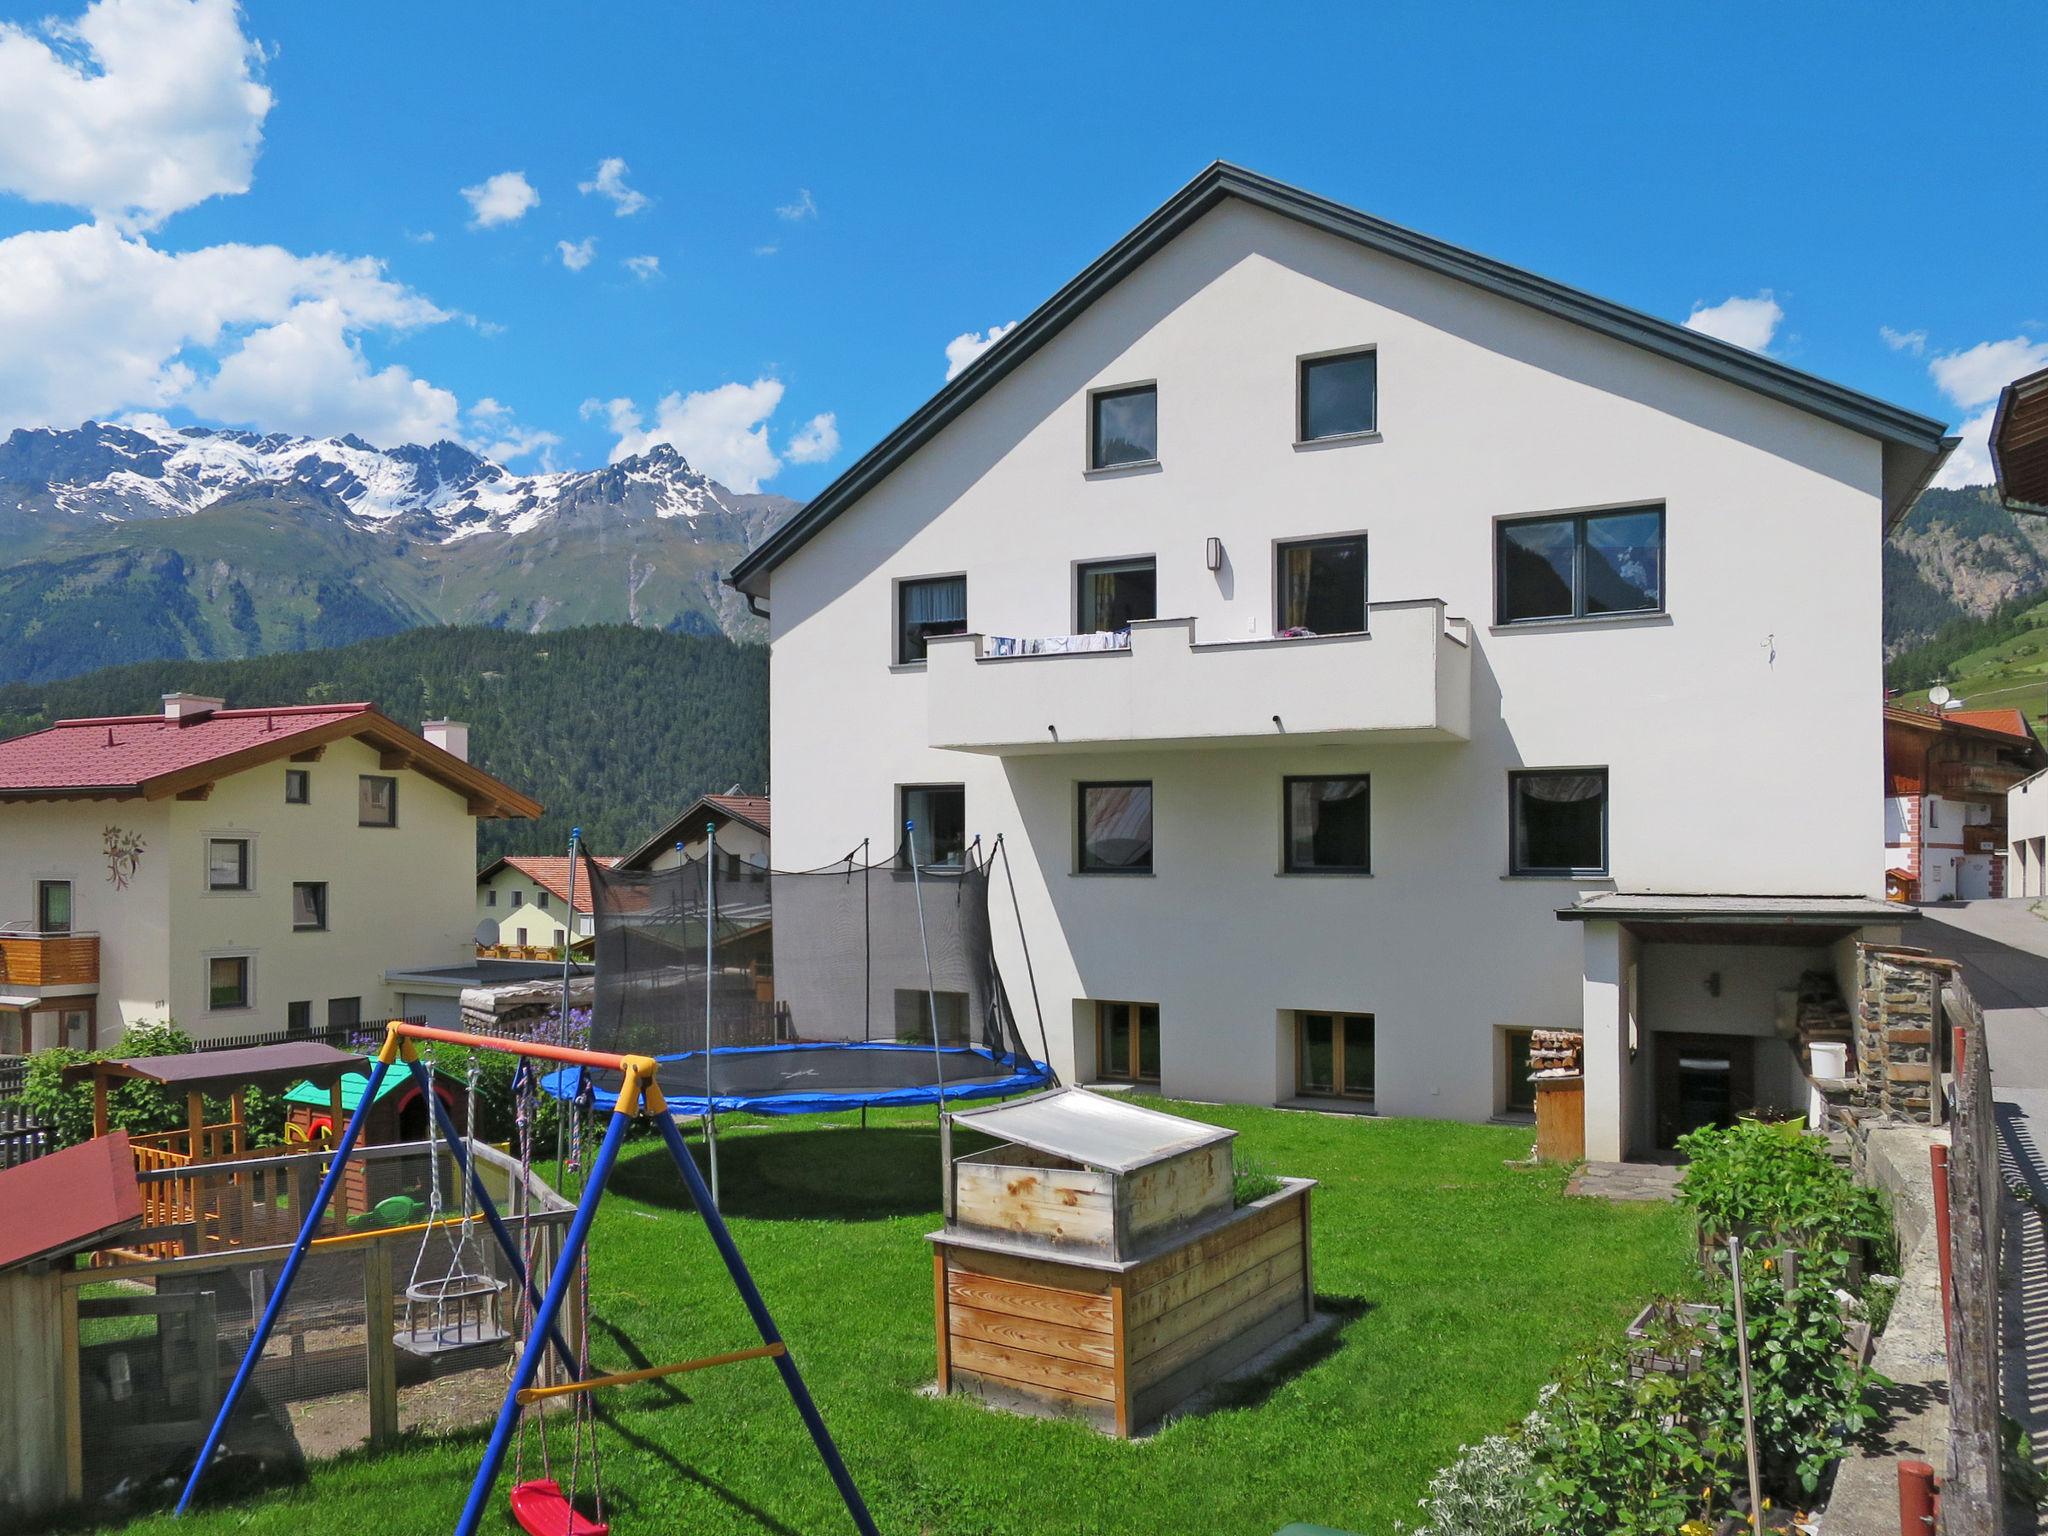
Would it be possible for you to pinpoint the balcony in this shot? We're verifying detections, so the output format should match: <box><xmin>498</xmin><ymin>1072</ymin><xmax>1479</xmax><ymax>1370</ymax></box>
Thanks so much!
<box><xmin>926</xmin><ymin>600</ymin><xmax>1471</xmax><ymax>755</ymax></box>
<box><xmin>1935</xmin><ymin>760</ymin><xmax>2033</xmax><ymax>798</ymax></box>
<box><xmin>0</xmin><ymin>929</ymin><xmax>100</xmax><ymax>992</ymax></box>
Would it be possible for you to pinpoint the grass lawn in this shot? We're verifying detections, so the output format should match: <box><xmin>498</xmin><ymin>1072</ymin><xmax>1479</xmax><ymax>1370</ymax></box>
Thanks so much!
<box><xmin>115</xmin><ymin>1101</ymin><xmax>1690</xmax><ymax>1536</ymax></box>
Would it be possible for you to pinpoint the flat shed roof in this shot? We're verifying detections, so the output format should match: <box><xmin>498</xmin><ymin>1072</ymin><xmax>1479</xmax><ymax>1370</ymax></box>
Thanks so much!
<box><xmin>65</xmin><ymin>1040</ymin><xmax>362</xmax><ymax>1093</ymax></box>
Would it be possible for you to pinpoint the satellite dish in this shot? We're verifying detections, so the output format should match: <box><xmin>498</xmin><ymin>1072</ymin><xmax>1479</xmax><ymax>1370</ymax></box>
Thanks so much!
<box><xmin>1929</xmin><ymin>685</ymin><xmax>1952</xmax><ymax>706</ymax></box>
<box><xmin>474</xmin><ymin>917</ymin><xmax>500</xmax><ymax>947</ymax></box>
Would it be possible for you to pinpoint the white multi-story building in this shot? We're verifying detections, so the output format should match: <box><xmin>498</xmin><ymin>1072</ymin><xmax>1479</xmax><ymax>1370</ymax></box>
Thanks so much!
<box><xmin>729</xmin><ymin>165</ymin><xmax>1950</xmax><ymax>1162</ymax></box>
<box><xmin>0</xmin><ymin>696</ymin><xmax>539</xmax><ymax>1050</ymax></box>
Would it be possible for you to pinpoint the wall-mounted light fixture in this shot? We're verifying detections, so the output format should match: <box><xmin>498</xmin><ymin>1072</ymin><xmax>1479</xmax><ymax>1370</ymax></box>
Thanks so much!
<box><xmin>1206</xmin><ymin>537</ymin><xmax>1223</xmax><ymax>572</ymax></box>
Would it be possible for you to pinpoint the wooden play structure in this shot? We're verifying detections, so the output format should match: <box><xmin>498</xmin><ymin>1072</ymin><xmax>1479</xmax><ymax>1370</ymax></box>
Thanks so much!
<box><xmin>930</xmin><ymin>1088</ymin><xmax>1316</xmax><ymax>1436</ymax></box>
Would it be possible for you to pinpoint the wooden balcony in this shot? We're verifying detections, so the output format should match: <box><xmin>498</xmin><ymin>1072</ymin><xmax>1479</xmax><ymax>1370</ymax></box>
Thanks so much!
<box><xmin>1935</xmin><ymin>761</ymin><xmax>2032</xmax><ymax>797</ymax></box>
<box><xmin>0</xmin><ymin>931</ymin><xmax>99</xmax><ymax>989</ymax></box>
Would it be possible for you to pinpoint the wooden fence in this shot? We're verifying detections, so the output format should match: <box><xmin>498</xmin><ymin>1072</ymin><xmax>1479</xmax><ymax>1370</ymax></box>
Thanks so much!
<box><xmin>0</xmin><ymin>1100</ymin><xmax>53</xmax><ymax>1168</ymax></box>
<box><xmin>1938</xmin><ymin>975</ymin><xmax>2003</xmax><ymax>1534</ymax></box>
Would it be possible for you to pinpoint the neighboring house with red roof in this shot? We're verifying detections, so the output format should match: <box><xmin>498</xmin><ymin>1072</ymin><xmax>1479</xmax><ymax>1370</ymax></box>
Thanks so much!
<box><xmin>617</xmin><ymin>791</ymin><xmax>771</xmax><ymax>873</ymax></box>
<box><xmin>1883</xmin><ymin>702</ymin><xmax>2045</xmax><ymax>901</ymax></box>
<box><xmin>475</xmin><ymin>852</ymin><xmax>620</xmax><ymax>949</ymax></box>
<box><xmin>0</xmin><ymin>694</ymin><xmax>540</xmax><ymax>1052</ymax></box>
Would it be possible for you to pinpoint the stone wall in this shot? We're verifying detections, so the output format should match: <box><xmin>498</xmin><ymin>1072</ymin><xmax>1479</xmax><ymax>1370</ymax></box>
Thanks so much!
<box><xmin>1851</xmin><ymin>945</ymin><xmax>1948</xmax><ymax>1125</ymax></box>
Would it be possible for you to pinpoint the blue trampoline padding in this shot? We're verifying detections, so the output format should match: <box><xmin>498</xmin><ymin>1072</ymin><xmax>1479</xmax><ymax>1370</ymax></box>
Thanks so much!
<box><xmin>538</xmin><ymin>1040</ymin><xmax>1052</xmax><ymax>1117</ymax></box>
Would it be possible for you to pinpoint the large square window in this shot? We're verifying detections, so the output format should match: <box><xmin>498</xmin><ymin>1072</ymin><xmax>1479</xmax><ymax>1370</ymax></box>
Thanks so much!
<box><xmin>1298</xmin><ymin>1012</ymin><xmax>1374</xmax><ymax>1100</ymax></box>
<box><xmin>1089</xmin><ymin>384</ymin><xmax>1157</xmax><ymax>469</ymax></box>
<box><xmin>1497</xmin><ymin>507</ymin><xmax>1664</xmax><ymax>623</ymax></box>
<box><xmin>292</xmin><ymin>882</ymin><xmax>328</xmax><ymax>931</ymax></box>
<box><xmin>209</xmin><ymin>955</ymin><xmax>250</xmax><ymax>1010</ymax></box>
<box><xmin>1277</xmin><ymin>535</ymin><xmax>1367</xmax><ymax>635</ymax></box>
<box><xmin>1076</xmin><ymin>557</ymin><xmax>1157</xmax><ymax>633</ymax></box>
<box><xmin>901</xmin><ymin>784</ymin><xmax>966</xmax><ymax>869</ymax></box>
<box><xmin>359</xmin><ymin>775</ymin><xmax>398</xmax><ymax>827</ymax></box>
<box><xmin>1299</xmin><ymin>350</ymin><xmax>1378</xmax><ymax>441</ymax></box>
<box><xmin>1510</xmin><ymin>769</ymin><xmax>1609</xmax><ymax>876</ymax></box>
<box><xmin>1284</xmin><ymin>776</ymin><xmax>1371</xmax><ymax>873</ymax></box>
<box><xmin>1096</xmin><ymin>1000</ymin><xmax>1160</xmax><ymax>1083</ymax></box>
<box><xmin>1078</xmin><ymin>781</ymin><xmax>1153</xmax><ymax>873</ymax></box>
<box><xmin>897</xmin><ymin>575</ymin><xmax>967</xmax><ymax>664</ymax></box>
<box><xmin>207</xmin><ymin>837</ymin><xmax>250</xmax><ymax>891</ymax></box>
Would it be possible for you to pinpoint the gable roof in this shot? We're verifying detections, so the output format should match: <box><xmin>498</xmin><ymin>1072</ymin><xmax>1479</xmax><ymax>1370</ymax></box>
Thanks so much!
<box><xmin>477</xmin><ymin>853</ymin><xmax>619</xmax><ymax>912</ymax></box>
<box><xmin>1993</xmin><ymin>365</ymin><xmax>2048</xmax><ymax>513</ymax></box>
<box><xmin>0</xmin><ymin>1132</ymin><xmax>142</xmax><ymax>1272</ymax></box>
<box><xmin>731</xmin><ymin>162</ymin><xmax>1953</xmax><ymax>598</ymax></box>
<box><xmin>1946</xmin><ymin>707</ymin><xmax>2035</xmax><ymax>742</ymax></box>
<box><xmin>1884</xmin><ymin>702</ymin><xmax>2045</xmax><ymax>764</ymax></box>
<box><xmin>0</xmin><ymin>701</ymin><xmax>543</xmax><ymax>818</ymax></box>
<box><xmin>619</xmin><ymin>792</ymin><xmax>771</xmax><ymax>870</ymax></box>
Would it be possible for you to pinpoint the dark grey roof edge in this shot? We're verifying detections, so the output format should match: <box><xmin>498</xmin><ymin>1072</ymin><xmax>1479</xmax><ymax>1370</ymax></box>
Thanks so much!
<box><xmin>731</xmin><ymin>161</ymin><xmax>1952</xmax><ymax>594</ymax></box>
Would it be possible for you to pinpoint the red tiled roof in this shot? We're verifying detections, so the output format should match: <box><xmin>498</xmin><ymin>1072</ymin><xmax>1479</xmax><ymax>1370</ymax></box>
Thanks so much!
<box><xmin>1945</xmin><ymin>708</ymin><xmax>2034</xmax><ymax>742</ymax></box>
<box><xmin>0</xmin><ymin>1132</ymin><xmax>142</xmax><ymax>1272</ymax></box>
<box><xmin>618</xmin><ymin>792</ymin><xmax>772</xmax><ymax>869</ymax></box>
<box><xmin>485</xmin><ymin>854</ymin><xmax>619</xmax><ymax>913</ymax></box>
<box><xmin>705</xmin><ymin>793</ymin><xmax>771</xmax><ymax>832</ymax></box>
<box><xmin>0</xmin><ymin>704</ymin><xmax>371</xmax><ymax>792</ymax></box>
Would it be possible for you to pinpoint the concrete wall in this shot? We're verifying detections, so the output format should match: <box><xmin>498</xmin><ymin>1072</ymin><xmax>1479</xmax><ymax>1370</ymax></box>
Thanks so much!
<box><xmin>760</xmin><ymin>196</ymin><xmax>1891</xmax><ymax>1123</ymax></box>
<box><xmin>2011</xmin><ymin>769</ymin><xmax>2048</xmax><ymax>899</ymax></box>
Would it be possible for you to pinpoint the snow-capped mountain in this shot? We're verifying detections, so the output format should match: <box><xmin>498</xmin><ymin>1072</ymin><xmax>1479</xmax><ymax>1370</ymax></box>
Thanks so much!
<box><xmin>0</xmin><ymin>422</ymin><xmax>800</xmax><ymax>686</ymax></box>
<box><xmin>0</xmin><ymin>419</ymin><xmax>784</xmax><ymax>546</ymax></box>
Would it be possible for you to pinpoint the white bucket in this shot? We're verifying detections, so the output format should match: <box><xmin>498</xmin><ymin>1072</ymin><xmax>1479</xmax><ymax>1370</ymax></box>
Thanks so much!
<box><xmin>1809</xmin><ymin>1040</ymin><xmax>1850</xmax><ymax>1127</ymax></box>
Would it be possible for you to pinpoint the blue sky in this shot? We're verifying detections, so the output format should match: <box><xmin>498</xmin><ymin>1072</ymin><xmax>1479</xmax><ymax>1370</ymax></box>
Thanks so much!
<box><xmin>0</xmin><ymin>0</ymin><xmax>2042</xmax><ymax>495</ymax></box>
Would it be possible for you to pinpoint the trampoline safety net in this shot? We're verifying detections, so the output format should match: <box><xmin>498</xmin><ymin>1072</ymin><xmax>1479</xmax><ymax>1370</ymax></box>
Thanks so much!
<box><xmin>577</xmin><ymin>841</ymin><xmax>1051</xmax><ymax>1114</ymax></box>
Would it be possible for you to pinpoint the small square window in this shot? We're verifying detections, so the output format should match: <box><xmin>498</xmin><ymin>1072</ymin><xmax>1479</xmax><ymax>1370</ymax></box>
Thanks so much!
<box><xmin>901</xmin><ymin>784</ymin><xmax>966</xmax><ymax>869</ymax></box>
<box><xmin>1276</xmin><ymin>535</ymin><xmax>1367</xmax><ymax>635</ymax></box>
<box><xmin>284</xmin><ymin>769</ymin><xmax>310</xmax><ymax>804</ymax></box>
<box><xmin>486</xmin><ymin>890</ymin><xmax>497</xmax><ymax>908</ymax></box>
<box><xmin>292</xmin><ymin>882</ymin><xmax>328</xmax><ymax>931</ymax></box>
<box><xmin>1076</xmin><ymin>557</ymin><xmax>1157</xmax><ymax>633</ymax></box>
<box><xmin>537</xmin><ymin>890</ymin><xmax>551</xmax><ymax>911</ymax></box>
<box><xmin>1299</xmin><ymin>350</ymin><xmax>1378</xmax><ymax>441</ymax></box>
<box><xmin>328</xmin><ymin>996</ymin><xmax>361</xmax><ymax>1033</ymax></box>
<box><xmin>1510</xmin><ymin>769</ymin><xmax>1609</xmax><ymax>876</ymax></box>
<box><xmin>895</xmin><ymin>988</ymin><xmax>970</xmax><ymax>1045</ymax></box>
<box><xmin>1284</xmin><ymin>776</ymin><xmax>1371</xmax><ymax>873</ymax></box>
<box><xmin>209</xmin><ymin>955</ymin><xmax>250</xmax><ymax>1010</ymax></box>
<box><xmin>1078</xmin><ymin>781</ymin><xmax>1152</xmax><ymax>873</ymax></box>
<box><xmin>287</xmin><ymin>1000</ymin><xmax>312</xmax><ymax>1038</ymax></box>
<box><xmin>511</xmin><ymin>889</ymin><xmax>525</xmax><ymax>908</ymax></box>
<box><xmin>1089</xmin><ymin>384</ymin><xmax>1157</xmax><ymax>469</ymax></box>
<box><xmin>1496</xmin><ymin>507</ymin><xmax>1664</xmax><ymax>624</ymax></box>
<box><xmin>359</xmin><ymin>775</ymin><xmax>398</xmax><ymax>827</ymax></box>
<box><xmin>207</xmin><ymin>838</ymin><xmax>250</xmax><ymax>891</ymax></box>
<box><xmin>896</xmin><ymin>575</ymin><xmax>967</xmax><ymax>664</ymax></box>
<box><xmin>1297</xmin><ymin>1012</ymin><xmax>1374</xmax><ymax>1100</ymax></box>
<box><xmin>1096</xmin><ymin>1000</ymin><xmax>1160</xmax><ymax>1083</ymax></box>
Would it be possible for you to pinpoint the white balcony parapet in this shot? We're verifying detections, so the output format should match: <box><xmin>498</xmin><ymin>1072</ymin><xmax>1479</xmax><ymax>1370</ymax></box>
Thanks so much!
<box><xmin>926</xmin><ymin>599</ymin><xmax>1471</xmax><ymax>754</ymax></box>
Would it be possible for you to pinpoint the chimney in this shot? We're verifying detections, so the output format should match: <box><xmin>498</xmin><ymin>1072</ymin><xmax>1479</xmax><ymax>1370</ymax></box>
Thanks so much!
<box><xmin>423</xmin><ymin>719</ymin><xmax>470</xmax><ymax>762</ymax></box>
<box><xmin>162</xmin><ymin>692</ymin><xmax>225</xmax><ymax>723</ymax></box>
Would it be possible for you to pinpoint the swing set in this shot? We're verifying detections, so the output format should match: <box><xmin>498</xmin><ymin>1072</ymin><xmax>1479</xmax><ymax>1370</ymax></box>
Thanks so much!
<box><xmin>174</xmin><ymin>1019</ymin><xmax>880</xmax><ymax>1536</ymax></box>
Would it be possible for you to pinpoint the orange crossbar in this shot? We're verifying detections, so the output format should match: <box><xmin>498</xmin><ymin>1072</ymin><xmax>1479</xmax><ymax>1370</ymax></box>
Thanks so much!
<box><xmin>387</xmin><ymin>1020</ymin><xmax>634</xmax><ymax>1073</ymax></box>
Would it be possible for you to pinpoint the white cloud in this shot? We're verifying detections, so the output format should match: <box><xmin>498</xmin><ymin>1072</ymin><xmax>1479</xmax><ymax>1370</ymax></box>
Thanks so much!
<box><xmin>1880</xmin><ymin>325</ymin><xmax>1927</xmax><ymax>357</ymax></box>
<box><xmin>784</xmin><ymin>412</ymin><xmax>840</xmax><ymax>465</ymax></box>
<box><xmin>775</xmin><ymin>187</ymin><xmax>818</xmax><ymax>221</ymax></box>
<box><xmin>623</xmin><ymin>254</ymin><xmax>661</xmax><ymax>280</ymax></box>
<box><xmin>1682</xmin><ymin>291</ymin><xmax>1783</xmax><ymax>353</ymax></box>
<box><xmin>944</xmin><ymin>320</ymin><xmax>1018</xmax><ymax>381</ymax></box>
<box><xmin>753</xmin><ymin>243</ymin><xmax>779</xmax><ymax>257</ymax></box>
<box><xmin>468</xmin><ymin>399</ymin><xmax>559</xmax><ymax>466</ymax></box>
<box><xmin>556</xmin><ymin>236</ymin><xmax>596</xmax><ymax>272</ymax></box>
<box><xmin>1926</xmin><ymin>335</ymin><xmax>2048</xmax><ymax>490</ymax></box>
<box><xmin>461</xmin><ymin>170</ymin><xmax>538</xmax><ymax>229</ymax></box>
<box><xmin>578</xmin><ymin>157</ymin><xmax>648</xmax><ymax>216</ymax></box>
<box><xmin>595</xmin><ymin>379</ymin><xmax>796</xmax><ymax>491</ymax></box>
<box><xmin>0</xmin><ymin>0</ymin><xmax>272</xmax><ymax>231</ymax></box>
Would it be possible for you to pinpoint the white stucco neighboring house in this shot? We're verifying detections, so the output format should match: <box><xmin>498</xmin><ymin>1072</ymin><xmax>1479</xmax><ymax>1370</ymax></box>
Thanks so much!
<box><xmin>617</xmin><ymin>792</ymin><xmax>771</xmax><ymax>873</ymax></box>
<box><xmin>2011</xmin><ymin>768</ymin><xmax>2048</xmax><ymax>899</ymax></box>
<box><xmin>726</xmin><ymin>163</ymin><xmax>1952</xmax><ymax>1162</ymax></box>
<box><xmin>0</xmin><ymin>697</ymin><xmax>540</xmax><ymax>1051</ymax></box>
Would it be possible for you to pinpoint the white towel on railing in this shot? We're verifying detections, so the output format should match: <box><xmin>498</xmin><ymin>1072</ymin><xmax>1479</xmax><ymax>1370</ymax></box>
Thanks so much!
<box><xmin>985</xmin><ymin>631</ymin><xmax>1131</xmax><ymax>657</ymax></box>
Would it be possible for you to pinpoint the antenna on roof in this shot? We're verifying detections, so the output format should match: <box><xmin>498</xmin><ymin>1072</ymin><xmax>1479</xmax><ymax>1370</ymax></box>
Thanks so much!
<box><xmin>105</xmin><ymin>728</ymin><xmax>115</xmax><ymax>747</ymax></box>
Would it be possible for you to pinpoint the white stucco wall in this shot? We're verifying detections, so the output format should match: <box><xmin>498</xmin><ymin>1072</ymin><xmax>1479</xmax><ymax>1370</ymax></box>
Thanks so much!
<box><xmin>757</xmin><ymin>198</ymin><xmax>1891</xmax><ymax>1125</ymax></box>
<box><xmin>2011</xmin><ymin>771</ymin><xmax>2048</xmax><ymax>899</ymax></box>
<box><xmin>648</xmin><ymin>818</ymin><xmax>771</xmax><ymax>871</ymax></box>
<box><xmin>476</xmin><ymin>865</ymin><xmax>584</xmax><ymax>947</ymax></box>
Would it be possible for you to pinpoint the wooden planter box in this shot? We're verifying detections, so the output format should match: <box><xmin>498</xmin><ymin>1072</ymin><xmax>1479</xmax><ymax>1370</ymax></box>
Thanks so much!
<box><xmin>931</xmin><ymin>1089</ymin><xmax>1317</xmax><ymax>1436</ymax></box>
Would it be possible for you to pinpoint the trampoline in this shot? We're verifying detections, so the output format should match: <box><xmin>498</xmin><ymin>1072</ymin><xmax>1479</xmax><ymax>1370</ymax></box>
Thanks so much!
<box><xmin>542</xmin><ymin>1040</ymin><xmax>1048</xmax><ymax>1116</ymax></box>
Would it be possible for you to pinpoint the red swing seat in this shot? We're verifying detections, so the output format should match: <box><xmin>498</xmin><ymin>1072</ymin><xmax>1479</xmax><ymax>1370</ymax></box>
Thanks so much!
<box><xmin>509</xmin><ymin>1478</ymin><xmax>609</xmax><ymax>1536</ymax></box>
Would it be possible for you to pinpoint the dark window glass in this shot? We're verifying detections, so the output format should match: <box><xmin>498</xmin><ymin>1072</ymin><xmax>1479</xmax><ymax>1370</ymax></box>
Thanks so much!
<box><xmin>486</xmin><ymin>890</ymin><xmax>497</xmax><ymax>907</ymax></box>
<box><xmin>1298</xmin><ymin>1012</ymin><xmax>1374</xmax><ymax>1099</ymax></box>
<box><xmin>1299</xmin><ymin>351</ymin><xmax>1378</xmax><ymax>440</ymax></box>
<box><xmin>1504</xmin><ymin>1030</ymin><xmax>1537</xmax><ymax>1114</ymax></box>
<box><xmin>287</xmin><ymin>1001</ymin><xmax>311</xmax><ymax>1038</ymax></box>
<box><xmin>359</xmin><ymin>775</ymin><xmax>398</xmax><ymax>827</ymax></box>
<box><xmin>36</xmin><ymin>880</ymin><xmax>71</xmax><ymax>934</ymax></box>
<box><xmin>209</xmin><ymin>956</ymin><xmax>249</xmax><ymax>1010</ymax></box>
<box><xmin>1277</xmin><ymin>536</ymin><xmax>1367</xmax><ymax>635</ymax></box>
<box><xmin>1090</xmin><ymin>385</ymin><xmax>1157</xmax><ymax>468</ymax></box>
<box><xmin>1077</xmin><ymin>557</ymin><xmax>1157</xmax><ymax>632</ymax></box>
<box><xmin>1497</xmin><ymin>507</ymin><xmax>1664</xmax><ymax>623</ymax></box>
<box><xmin>895</xmin><ymin>988</ymin><xmax>969</xmax><ymax>1044</ymax></box>
<box><xmin>1079</xmin><ymin>782</ymin><xmax>1153</xmax><ymax>873</ymax></box>
<box><xmin>328</xmin><ymin>996</ymin><xmax>361</xmax><ymax>1032</ymax></box>
<box><xmin>1285</xmin><ymin>776</ymin><xmax>1371</xmax><ymax>872</ymax></box>
<box><xmin>285</xmin><ymin>769</ymin><xmax>309</xmax><ymax>804</ymax></box>
<box><xmin>207</xmin><ymin>838</ymin><xmax>249</xmax><ymax>891</ymax></box>
<box><xmin>897</xmin><ymin>575</ymin><xmax>967</xmax><ymax>663</ymax></box>
<box><xmin>901</xmin><ymin>784</ymin><xmax>966</xmax><ymax>869</ymax></box>
<box><xmin>537</xmin><ymin>890</ymin><xmax>551</xmax><ymax>911</ymax></box>
<box><xmin>1097</xmin><ymin>1000</ymin><xmax>1161</xmax><ymax>1082</ymax></box>
<box><xmin>1510</xmin><ymin>769</ymin><xmax>1608</xmax><ymax>875</ymax></box>
<box><xmin>292</xmin><ymin>882</ymin><xmax>327</xmax><ymax>931</ymax></box>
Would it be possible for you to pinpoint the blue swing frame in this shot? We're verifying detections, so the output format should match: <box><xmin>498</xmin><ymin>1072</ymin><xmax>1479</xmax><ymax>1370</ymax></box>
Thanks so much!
<box><xmin>174</xmin><ymin>1021</ymin><xmax>879</xmax><ymax>1536</ymax></box>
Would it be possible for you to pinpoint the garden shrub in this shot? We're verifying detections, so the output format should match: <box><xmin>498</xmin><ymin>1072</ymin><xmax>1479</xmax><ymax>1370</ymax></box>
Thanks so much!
<box><xmin>21</xmin><ymin>1022</ymin><xmax>196</xmax><ymax>1147</ymax></box>
<box><xmin>1676</xmin><ymin>1118</ymin><xmax>1891</xmax><ymax>1261</ymax></box>
<box><xmin>1411</xmin><ymin>1422</ymin><xmax>1542</xmax><ymax>1536</ymax></box>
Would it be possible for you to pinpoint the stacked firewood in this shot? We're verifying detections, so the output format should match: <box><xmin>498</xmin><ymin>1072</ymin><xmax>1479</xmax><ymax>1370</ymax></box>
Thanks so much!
<box><xmin>1529</xmin><ymin>1029</ymin><xmax>1583</xmax><ymax>1076</ymax></box>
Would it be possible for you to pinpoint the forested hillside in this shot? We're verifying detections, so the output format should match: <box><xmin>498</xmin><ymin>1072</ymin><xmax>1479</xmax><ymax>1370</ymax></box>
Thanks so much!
<box><xmin>0</xmin><ymin>626</ymin><xmax>767</xmax><ymax>862</ymax></box>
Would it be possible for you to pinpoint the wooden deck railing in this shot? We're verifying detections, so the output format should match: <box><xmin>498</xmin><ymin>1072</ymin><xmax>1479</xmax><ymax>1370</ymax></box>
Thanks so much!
<box><xmin>128</xmin><ymin>1120</ymin><xmax>246</xmax><ymax>1165</ymax></box>
<box><xmin>0</xmin><ymin>931</ymin><xmax>99</xmax><ymax>988</ymax></box>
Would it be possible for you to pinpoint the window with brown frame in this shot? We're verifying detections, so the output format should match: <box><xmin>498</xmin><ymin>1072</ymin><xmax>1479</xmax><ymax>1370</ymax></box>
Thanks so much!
<box><xmin>1297</xmin><ymin>1011</ymin><xmax>1374</xmax><ymax>1101</ymax></box>
<box><xmin>1096</xmin><ymin>1000</ymin><xmax>1160</xmax><ymax>1083</ymax></box>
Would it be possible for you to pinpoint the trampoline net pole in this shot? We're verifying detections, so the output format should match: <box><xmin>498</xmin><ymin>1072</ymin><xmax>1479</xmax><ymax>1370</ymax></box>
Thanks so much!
<box><xmin>908</xmin><ymin>821</ymin><xmax>948</xmax><ymax>1122</ymax></box>
<box><xmin>705</xmin><ymin>819</ymin><xmax>719</xmax><ymax>1211</ymax></box>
